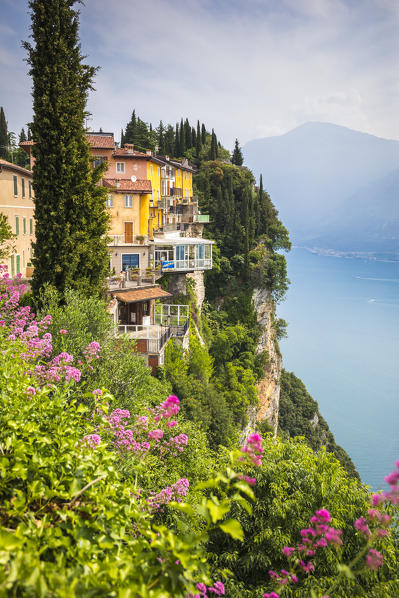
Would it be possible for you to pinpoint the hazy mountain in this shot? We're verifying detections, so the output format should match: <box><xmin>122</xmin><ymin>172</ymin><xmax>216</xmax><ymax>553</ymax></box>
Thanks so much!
<box><xmin>243</xmin><ymin>122</ymin><xmax>399</xmax><ymax>256</ymax></box>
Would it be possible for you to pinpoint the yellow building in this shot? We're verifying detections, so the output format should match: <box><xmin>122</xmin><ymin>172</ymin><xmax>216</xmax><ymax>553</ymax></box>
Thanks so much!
<box><xmin>0</xmin><ymin>159</ymin><xmax>35</xmax><ymax>277</ymax></box>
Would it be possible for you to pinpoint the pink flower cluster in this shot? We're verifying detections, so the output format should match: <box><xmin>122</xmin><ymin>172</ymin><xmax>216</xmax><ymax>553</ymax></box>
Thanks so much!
<box><xmin>34</xmin><ymin>351</ymin><xmax>81</xmax><ymax>384</ymax></box>
<box><xmin>268</xmin><ymin>509</ymin><xmax>343</xmax><ymax>587</ymax></box>
<box><xmin>148</xmin><ymin>478</ymin><xmax>189</xmax><ymax>510</ymax></box>
<box><xmin>83</xmin><ymin>434</ymin><xmax>101</xmax><ymax>448</ymax></box>
<box><xmin>240</xmin><ymin>433</ymin><xmax>264</xmax><ymax>466</ymax></box>
<box><xmin>188</xmin><ymin>581</ymin><xmax>225</xmax><ymax>597</ymax></box>
<box><xmin>103</xmin><ymin>397</ymin><xmax>188</xmax><ymax>458</ymax></box>
<box><xmin>83</xmin><ymin>341</ymin><xmax>101</xmax><ymax>361</ymax></box>
<box><xmin>153</xmin><ymin>394</ymin><xmax>180</xmax><ymax>421</ymax></box>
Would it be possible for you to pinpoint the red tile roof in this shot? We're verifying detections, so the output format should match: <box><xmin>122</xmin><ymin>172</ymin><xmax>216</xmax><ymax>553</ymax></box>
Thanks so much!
<box><xmin>113</xmin><ymin>147</ymin><xmax>147</xmax><ymax>157</ymax></box>
<box><xmin>0</xmin><ymin>158</ymin><xmax>33</xmax><ymax>176</ymax></box>
<box><xmin>112</xmin><ymin>286</ymin><xmax>172</xmax><ymax>303</ymax></box>
<box><xmin>103</xmin><ymin>178</ymin><xmax>152</xmax><ymax>193</ymax></box>
<box><xmin>19</xmin><ymin>140</ymin><xmax>34</xmax><ymax>146</ymax></box>
<box><xmin>86</xmin><ymin>134</ymin><xmax>115</xmax><ymax>149</ymax></box>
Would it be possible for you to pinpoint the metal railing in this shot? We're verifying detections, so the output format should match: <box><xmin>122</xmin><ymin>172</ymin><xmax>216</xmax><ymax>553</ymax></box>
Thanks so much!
<box><xmin>117</xmin><ymin>324</ymin><xmax>171</xmax><ymax>353</ymax></box>
<box><xmin>108</xmin><ymin>235</ymin><xmax>148</xmax><ymax>246</ymax></box>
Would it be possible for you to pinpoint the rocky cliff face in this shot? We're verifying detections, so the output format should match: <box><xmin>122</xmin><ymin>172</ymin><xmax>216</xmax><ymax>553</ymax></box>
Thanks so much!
<box><xmin>252</xmin><ymin>288</ymin><xmax>282</xmax><ymax>434</ymax></box>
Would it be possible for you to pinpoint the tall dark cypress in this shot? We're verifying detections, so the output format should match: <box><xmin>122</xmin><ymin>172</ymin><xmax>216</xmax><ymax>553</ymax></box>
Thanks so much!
<box><xmin>210</xmin><ymin>129</ymin><xmax>217</xmax><ymax>160</ymax></box>
<box><xmin>179</xmin><ymin>118</ymin><xmax>185</xmax><ymax>154</ymax></box>
<box><xmin>196</xmin><ymin>120</ymin><xmax>201</xmax><ymax>155</ymax></box>
<box><xmin>120</xmin><ymin>128</ymin><xmax>124</xmax><ymax>147</ymax></box>
<box><xmin>165</xmin><ymin>125</ymin><xmax>175</xmax><ymax>156</ymax></box>
<box><xmin>0</xmin><ymin>107</ymin><xmax>8</xmax><ymax>160</ymax></box>
<box><xmin>157</xmin><ymin>120</ymin><xmax>166</xmax><ymax>155</ymax></box>
<box><xmin>191</xmin><ymin>126</ymin><xmax>196</xmax><ymax>149</ymax></box>
<box><xmin>184</xmin><ymin>118</ymin><xmax>191</xmax><ymax>149</ymax></box>
<box><xmin>201</xmin><ymin>123</ymin><xmax>206</xmax><ymax>145</ymax></box>
<box><xmin>24</xmin><ymin>0</ymin><xmax>110</xmax><ymax>300</ymax></box>
<box><xmin>175</xmin><ymin>123</ymin><xmax>180</xmax><ymax>157</ymax></box>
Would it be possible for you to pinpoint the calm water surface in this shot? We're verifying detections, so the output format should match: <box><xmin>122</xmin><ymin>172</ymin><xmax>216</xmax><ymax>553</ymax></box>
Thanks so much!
<box><xmin>278</xmin><ymin>248</ymin><xmax>399</xmax><ymax>490</ymax></box>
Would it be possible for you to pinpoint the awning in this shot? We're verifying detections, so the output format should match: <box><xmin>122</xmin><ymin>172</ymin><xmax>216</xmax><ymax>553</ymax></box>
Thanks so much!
<box><xmin>112</xmin><ymin>286</ymin><xmax>172</xmax><ymax>304</ymax></box>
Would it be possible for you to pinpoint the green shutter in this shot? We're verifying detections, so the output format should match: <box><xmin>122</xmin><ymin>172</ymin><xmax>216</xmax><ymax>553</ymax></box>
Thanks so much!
<box><xmin>10</xmin><ymin>255</ymin><xmax>15</xmax><ymax>277</ymax></box>
<box><xmin>22</xmin><ymin>178</ymin><xmax>25</xmax><ymax>197</ymax></box>
<box><xmin>13</xmin><ymin>176</ymin><xmax>18</xmax><ymax>196</ymax></box>
<box><xmin>23</xmin><ymin>218</ymin><xmax>26</xmax><ymax>235</ymax></box>
<box><xmin>30</xmin><ymin>218</ymin><xmax>33</xmax><ymax>234</ymax></box>
<box><xmin>15</xmin><ymin>216</ymin><xmax>19</xmax><ymax>235</ymax></box>
<box><xmin>16</xmin><ymin>255</ymin><xmax>20</xmax><ymax>274</ymax></box>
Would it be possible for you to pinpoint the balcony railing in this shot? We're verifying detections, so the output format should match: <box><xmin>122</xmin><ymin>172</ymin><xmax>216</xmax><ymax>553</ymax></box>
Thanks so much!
<box><xmin>154</xmin><ymin>304</ymin><xmax>189</xmax><ymax>336</ymax></box>
<box><xmin>108</xmin><ymin>235</ymin><xmax>148</xmax><ymax>246</ymax></box>
<box><xmin>117</xmin><ymin>324</ymin><xmax>171</xmax><ymax>354</ymax></box>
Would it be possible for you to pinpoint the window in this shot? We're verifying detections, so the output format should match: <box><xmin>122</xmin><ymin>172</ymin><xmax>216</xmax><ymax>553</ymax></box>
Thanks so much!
<box><xmin>106</xmin><ymin>194</ymin><xmax>113</xmax><ymax>207</ymax></box>
<box><xmin>92</xmin><ymin>156</ymin><xmax>104</xmax><ymax>168</ymax></box>
<box><xmin>116</xmin><ymin>162</ymin><xmax>125</xmax><ymax>173</ymax></box>
<box><xmin>23</xmin><ymin>217</ymin><xmax>26</xmax><ymax>235</ymax></box>
<box><xmin>124</xmin><ymin>195</ymin><xmax>132</xmax><ymax>208</ymax></box>
<box><xmin>121</xmin><ymin>253</ymin><xmax>139</xmax><ymax>271</ymax></box>
<box><xmin>29</xmin><ymin>218</ymin><xmax>33</xmax><ymax>235</ymax></box>
<box><xmin>184</xmin><ymin>171</ymin><xmax>187</xmax><ymax>180</ymax></box>
<box><xmin>28</xmin><ymin>181</ymin><xmax>32</xmax><ymax>198</ymax></box>
<box><xmin>15</xmin><ymin>216</ymin><xmax>19</xmax><ymax>235</ymax></box>
<box><xmin>21</xmin><ymin>178</ymin><xmax>25</xmax><ymax>197</ymax></box>
<box><xmin>176</xmin><ymin>245</ymin><xmax>185</xmax><ymax>261</ymax></box>
<box><xmin>157</xmin><ymin>167</ymin><xmax>160</xmax><ymax>175</ymax></box>
<box><xmin>150</xmin><ymin>165</ymin><xmax>153</xmax><ymax>175</ymax></box>
<box><xmin>13</xmin><ymin>175</ymin><xmax>18</xmax><ymax>196</ymax></box>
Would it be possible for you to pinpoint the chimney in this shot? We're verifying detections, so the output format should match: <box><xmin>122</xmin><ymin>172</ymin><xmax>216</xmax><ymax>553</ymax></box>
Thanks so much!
<box><xmin>165</xmin><ymin>155</ymin><xmax>170</xmax><ymax>161</ymax></box>
<box><xmin>124</xmin><ymin>143</ymin><xmax>134</xmax><ymax>154</ymax></box>
<box><xmin>146</xmin><ymin>150</ymin><xmax>153</xmax><ymax>156</ymax></box>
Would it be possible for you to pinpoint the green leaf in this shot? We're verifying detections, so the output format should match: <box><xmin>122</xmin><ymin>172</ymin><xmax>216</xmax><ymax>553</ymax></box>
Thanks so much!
<box><xmin>0</xmin><ymin>529</ymin><xmax>23</xmax><ymax>550</ymax></box>
<box><xmin>206</xmin><ymin>499</ymin><xmax>230</xmax><ymax>524</ymax></box>
<box><xmin>219</xmin><ymin>518</ymin><xmax>244</xmax><ymax>541</ymax></box>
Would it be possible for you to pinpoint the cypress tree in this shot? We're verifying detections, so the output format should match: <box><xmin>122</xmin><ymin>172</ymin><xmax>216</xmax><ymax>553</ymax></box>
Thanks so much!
<box><xmin>175</xmin><ymin>123</ymin><xmax>180</xmax><ymax>157</ymax></box>
<box><xmin>120</xmin><ymin>127</ymin><xmax>124</xmax><ymax>147</ymax></box>
<box><xmin>184</xmin><ymin>118</ymin><xmax>191</xmax><ymax>149</ymax></box>
<box><xmin>124</xmin><ymin>110</ymin><xmax>137</xmax><ymax>144</ymax></box>
<box><xmin>24</xmin><ymin>0</ymin><xmax>110</xmax><ymax>300</ymax></box>
<box><xmin>165</xmin><ymin>125</ymin><xmax>175</xmax><ymax>156</ymax></box>
<box><xmin>157</xmin><ymin>120</ymin><xmax>166</xmax><ymax>155</ymax></box>
<box><xmin>19</xmin><ymin>128</ymin><xmax>27</xmax><ymax>143</ymax></box>
<box><xmin>191</xmin><ymin>126</ymin><xmax>196</xmax><ymax>149</ymax></box>
<box><xmin>196</xmin><ymin>120</ymin><xmax>201</xmax><ymax>155</ymax></box>
<box><xmin>201</xmin><ymin>123</ymin><xmax>206</xmax><ymax>145</ymax></box>
<box><xmin>231</xmin><ymin>138</ymin><xmax>243</xmax><ymax>166</ymax></box>
<box><xmin>27</xmin><ymin>126</ymin><xmax>32</xmax><ymax>140</ymax></box>
<box><xmin>0</xmin><ymin>107</ymin><xmax>8</xmax><ymax>160</ymax></box>
<box><xmin>179</xmin><ymin>118</ymin><xmax>185</xmax><ymax>154</ymax></box>
<box><xmin>210</xmin><ymin>129</ymin><xmax>217</xmax><ymax>160</ymax></box>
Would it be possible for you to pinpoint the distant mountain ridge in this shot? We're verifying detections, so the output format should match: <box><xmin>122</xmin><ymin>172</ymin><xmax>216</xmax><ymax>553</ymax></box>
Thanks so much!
<box><xmin>243</xmin><ymin>122</ymin><xmax>399</xmax><ymax>258</ymax></box>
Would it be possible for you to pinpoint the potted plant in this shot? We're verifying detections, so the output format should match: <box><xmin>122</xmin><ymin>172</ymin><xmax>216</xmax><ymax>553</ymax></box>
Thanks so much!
<box><xmin>136</xmin><ymin>235</ymin><xmax>145</xmax><ymax>245</ymax></box>
<box><xmin>129</xmin><ymin>267</ymin><xmax>139</xmax><ymax>281</ymax></box>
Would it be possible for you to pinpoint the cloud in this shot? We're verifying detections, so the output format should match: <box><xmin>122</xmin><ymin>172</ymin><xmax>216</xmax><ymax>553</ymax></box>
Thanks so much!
<box><xmin>2</xmin><ymin>0</ymin><xmax>399</xmax><ymax>146</ymax></box>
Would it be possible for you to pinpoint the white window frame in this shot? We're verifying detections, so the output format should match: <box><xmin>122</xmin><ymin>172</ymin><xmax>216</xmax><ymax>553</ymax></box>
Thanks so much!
<box><xmin>124</xmin><ymin>195</ymin><xmax>132</xmax><ymax>208</ymax></box>
<box><xmin>106</xmin><ymin>194</ymin><xmax>113</xmax><ymax>207</ymax></box>
<box><xmin>116</xmin><ymin>162</ymin><xmax>125</xmax><ymax>173</ymax></box>
<box><xmin>121</xmin><ymin>253</ymin><xmax>140</xmax><ymax>272</ymax></box>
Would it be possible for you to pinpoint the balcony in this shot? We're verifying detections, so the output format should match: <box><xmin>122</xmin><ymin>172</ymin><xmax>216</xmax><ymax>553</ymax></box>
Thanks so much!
<box><xmin>153</xmin><ymin>236</ymin><xmax>213</xmax><ymax>272</ymax></box>
<box><xmin>117</xmin><ymin>304</ymin><xmax>189</xmax><ymax>353</ymax></box>
<box><xmin>108</xmin><ymin>234</ymin><xmax>148</xmax><ymax>246</ymax></box>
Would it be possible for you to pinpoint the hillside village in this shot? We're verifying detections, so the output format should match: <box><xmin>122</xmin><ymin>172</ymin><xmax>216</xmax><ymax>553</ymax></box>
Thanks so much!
<box><xmin>0</xmin><ymin>133</ymin><xmax>215</xmax><ymax>370</ymax></box>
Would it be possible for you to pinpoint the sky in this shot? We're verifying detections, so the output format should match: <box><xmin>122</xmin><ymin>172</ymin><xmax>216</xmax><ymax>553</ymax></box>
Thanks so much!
<box><xmin>1</xmin><ymin>0</ymin><xmax>399</xmax><ymax>149</ymax></box>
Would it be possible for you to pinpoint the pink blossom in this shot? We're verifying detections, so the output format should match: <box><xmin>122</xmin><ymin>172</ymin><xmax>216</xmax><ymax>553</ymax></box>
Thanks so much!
<box><xmin>366</xmin><ymin>548</ymin><xmax>383</xmax><ymax>570</ymax></box>
<box><xmin>148</xmin><ymin>429</ymin><xmax>164</xmax><ymax>441</ymax></box>
<box><xmin>59</xmin><ymin>329</ymin><xmax>67</xmax><ymax>334</ymax></box>
<box><xmin>26</xmin><ymin>386</ymin><xmax>36</xmax><ymax>395</ymax></box>
<box><xmin>84</xmin><ymin>434</ymin><xmax>101</xmax><ymax>448</ymax></box>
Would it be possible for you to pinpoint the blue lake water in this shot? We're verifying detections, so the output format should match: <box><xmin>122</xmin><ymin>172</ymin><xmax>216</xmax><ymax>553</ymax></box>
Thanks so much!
<box><xmin>278</xmin><ymin>248</ymin><xmax>399</xmax><ymax>490</ymax></box>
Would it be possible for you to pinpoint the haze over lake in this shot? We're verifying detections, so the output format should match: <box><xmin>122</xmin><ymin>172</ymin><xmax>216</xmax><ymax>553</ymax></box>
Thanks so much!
<box><xmin>279</xmin><ymin>248</ymin><xmax>399</xmax><ymax>490</ymax></box>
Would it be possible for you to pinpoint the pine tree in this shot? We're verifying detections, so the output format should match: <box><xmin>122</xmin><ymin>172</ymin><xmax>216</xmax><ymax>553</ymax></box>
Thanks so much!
<box><xmin>27</xmin><ymin>126</ymin><xmax>32</xmax><ymax>140</ymax></box>
<box><xmin>19</xmin><ymin>128</ymin><xmax>27</xmax><ymax>143</ymax></box>
<box><xmin>231</xmin><ymin>138</ymin><xmax>244</xmax><ymax>166</ymax></box>
<box><xmin>210</xmin><ymin>129</ymin><xmax>217</xmax><ymax>160</ymax></box>
<box><xmin>0</xmin><ymin>107</ymin><xmax>8</xmax><ymax>160</ymax></box>
<box><xmin>16</xmin><ymin>129</ymin><xmax>29</xmax><ymax>168</ymax></box>
<box><xmin>124</xmin><ymin>110</ymin><xmax>137</xmax><ymax>144</ymax></box>
<box><xmin>23</xmin><ymin>0</ymin><xmax>110</xmax><ymax>300</ymax></box>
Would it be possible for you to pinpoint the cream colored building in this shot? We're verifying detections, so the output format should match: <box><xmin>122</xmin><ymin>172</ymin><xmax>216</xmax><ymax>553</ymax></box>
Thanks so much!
<box><xmin>0</xmin><ymin>159</ymin><xmax>35</xmax><ymax>277</ymax></box>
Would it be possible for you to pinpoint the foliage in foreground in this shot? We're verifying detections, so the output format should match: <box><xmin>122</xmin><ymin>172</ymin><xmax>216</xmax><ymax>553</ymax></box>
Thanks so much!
<box><xmin>0</xmin><ymin>271</ymin><xmax>398</xmax><ymax>597</ymax></box>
